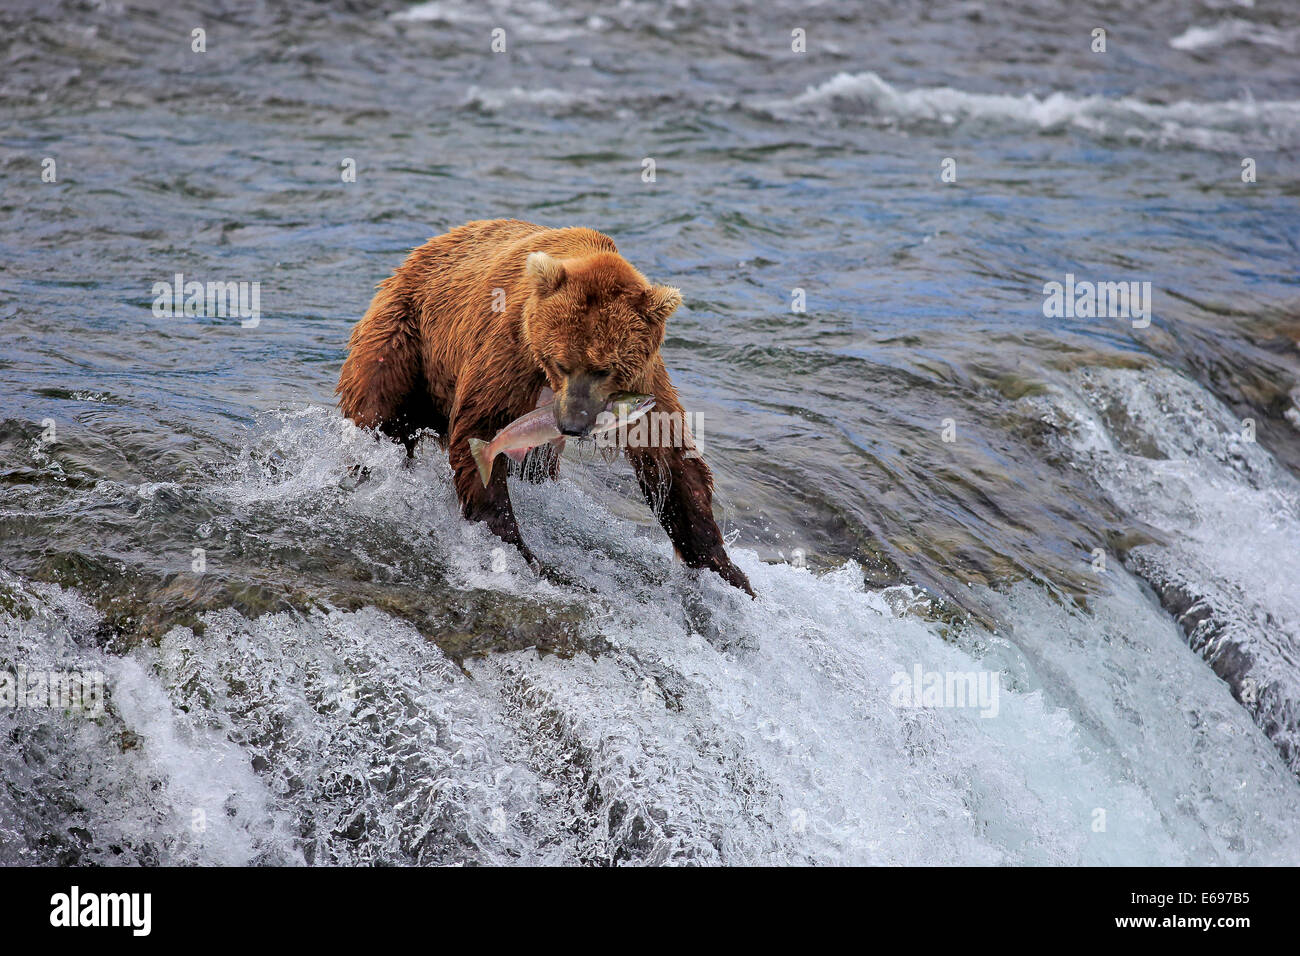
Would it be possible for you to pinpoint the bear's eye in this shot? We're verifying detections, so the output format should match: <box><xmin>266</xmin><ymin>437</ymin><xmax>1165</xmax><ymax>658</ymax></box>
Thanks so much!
<box><xmin>589</xmin><ymin>367</ymin><xmax>612</xmax><ymax>379</ymax></box>
<box><xmin>554</xmin><ymin>361</ymin><xmax>571</xmax><ymax>376</ymax></box>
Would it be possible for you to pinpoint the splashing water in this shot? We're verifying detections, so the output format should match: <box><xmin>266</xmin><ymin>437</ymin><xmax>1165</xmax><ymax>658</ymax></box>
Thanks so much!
<box><xmin>3</xmin><ymin>407</ymin><xmax>1298</xmax><ymax>865</ymax></box>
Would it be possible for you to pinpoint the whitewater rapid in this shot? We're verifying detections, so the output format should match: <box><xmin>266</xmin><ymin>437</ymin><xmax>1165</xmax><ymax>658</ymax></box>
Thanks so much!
<box><xmin>4</xmin><ymin>362</ymin><xmax>1300</xmax><ymax>865</ymax></box>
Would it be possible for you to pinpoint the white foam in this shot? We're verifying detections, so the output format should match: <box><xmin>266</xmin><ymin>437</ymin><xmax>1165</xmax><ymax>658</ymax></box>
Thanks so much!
<box><xmin>391</xmin><ymin>0</ymin><xmax>597</xmax><ymax>41</ymax></box>
<box><xmin>0</xmin><ymin>575</ymin><xmax>295</xmax><ymax>865</ymax></box>
<box><xmin>1171</xmin><ymin>19</ymin><xmax>1300</xmax><ymax>52</ymax></box>
<box><xmin>1022</xmin><ymin>366</ymin><xmax>1300</xmax><ymax>772</ymax></box>
<box><xmin>4</xmin><ymin>430</ymin><xmax>1299</xmax><ymax>863</ymax></box>
<box><xmin>464</xmin><ymin>86</ymin><xmax>594</xmax><ymax>113</ymax></box>
<box><xmin>777</xmin><ymin>71</ymin><xmax>1300</xmax><ymax>151</ymax></box>
<box><xmin>391</xmin><ymin>1</ymin><xmax>485</xmax><ymax>24</ymax></box>
<box><xmin>5</xmin><ymin>401</ymin><xmax>1299</xmax><ymax>864</ymax></box>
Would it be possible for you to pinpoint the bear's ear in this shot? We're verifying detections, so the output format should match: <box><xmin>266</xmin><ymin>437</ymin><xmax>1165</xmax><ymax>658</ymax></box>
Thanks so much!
<box><xmin>640</xmin><ymin>284</ymin><xmax>682</xmax><ymax>323</ymax></box>
<box><xmin>526</xmin><ymin>251</ymin><xmax>566</xmax><ymax>295</ymax></box>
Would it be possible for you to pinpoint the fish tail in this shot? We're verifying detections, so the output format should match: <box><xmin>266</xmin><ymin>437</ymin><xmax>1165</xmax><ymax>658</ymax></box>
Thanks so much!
<box><xmin>468</xmin><ymin>437</ymin><xmax>493</xmax><ymax>487</ymax></box>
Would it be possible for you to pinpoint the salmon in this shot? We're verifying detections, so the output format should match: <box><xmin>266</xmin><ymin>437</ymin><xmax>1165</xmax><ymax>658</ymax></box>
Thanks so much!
<box><xmin>467</xmin><ymin>391</ymin><xmax>655</xmax><ymax>487</ymax></box>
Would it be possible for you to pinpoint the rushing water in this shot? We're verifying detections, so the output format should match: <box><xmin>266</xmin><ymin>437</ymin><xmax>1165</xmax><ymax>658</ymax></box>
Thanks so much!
<box><xmin>2</xmin><ymin>0</ymin><xmax>1299</xmax><ymax>865</ymax></box>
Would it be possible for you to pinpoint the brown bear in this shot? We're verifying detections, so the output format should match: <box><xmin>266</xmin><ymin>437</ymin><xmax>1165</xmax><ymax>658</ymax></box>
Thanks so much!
<box><xmin>336</xmin><ymin>219</ymin><xmax>753</xmax><ymax>596</ymax></box>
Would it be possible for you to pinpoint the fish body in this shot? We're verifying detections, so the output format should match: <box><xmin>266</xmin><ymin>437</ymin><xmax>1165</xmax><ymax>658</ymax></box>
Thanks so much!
<box><xmin>468</xmin><ymin>391</ymin><xmax>655</xmax><ymax>487</ymax></box>
<box><xmin>467</xmin><ymin>406</ymin><xmax>563</xmax><ymax>486</ymax></box>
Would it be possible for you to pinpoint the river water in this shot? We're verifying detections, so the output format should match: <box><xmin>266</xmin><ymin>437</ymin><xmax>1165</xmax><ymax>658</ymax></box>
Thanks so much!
<box><xmin>2</xmin><ymin>0</ymin><xmax>1299</xmax><ymax>864</ymax></box>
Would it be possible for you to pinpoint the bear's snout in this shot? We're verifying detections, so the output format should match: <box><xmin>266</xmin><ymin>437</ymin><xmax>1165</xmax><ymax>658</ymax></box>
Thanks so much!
<box><xmin>557</xmin><ymin>412</ymin><xmax>593</xmax><ymax>437</ymax></box>
<box><xmin>555</xmin><ymin>372</ymin><xmax>608</xmax><ymax>437</ymax></box>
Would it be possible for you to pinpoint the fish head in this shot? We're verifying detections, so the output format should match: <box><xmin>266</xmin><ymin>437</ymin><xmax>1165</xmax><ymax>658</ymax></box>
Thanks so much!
<box><xmin>607</xmin><ymin>392</ymin><xmax>656</xmax><ymax>420</ymax></box>
<box><xmin>592</xmin><ymin>393</ymin><xmax>656</xmax><ymax>433</ymax></box>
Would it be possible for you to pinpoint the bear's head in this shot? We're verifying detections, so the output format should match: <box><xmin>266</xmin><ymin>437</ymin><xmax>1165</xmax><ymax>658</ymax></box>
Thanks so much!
<box><xmin>522</xmin><ymin>250</ymin><xmax>681</xmax><ymax>437</ymax></box>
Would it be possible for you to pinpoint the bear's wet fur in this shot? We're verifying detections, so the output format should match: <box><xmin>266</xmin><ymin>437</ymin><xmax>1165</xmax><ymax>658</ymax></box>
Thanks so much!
<box><xmin>337</xmin><ymin>219</ymin><xmax>752</xmax><ymax>595</ymax></box>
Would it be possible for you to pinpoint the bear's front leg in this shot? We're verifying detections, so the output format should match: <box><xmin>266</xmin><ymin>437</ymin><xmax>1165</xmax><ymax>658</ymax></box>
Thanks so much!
<box><xmin>450</xmin><ymin>424</ymin><xmax>535</xmax><ymax>566</ymax></box>
<box><xmin>627</xmin><ymin>445</ymin><xmax>754</xmax><ymax>597</ymax></box>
